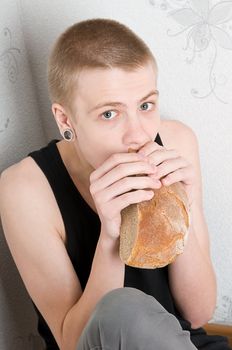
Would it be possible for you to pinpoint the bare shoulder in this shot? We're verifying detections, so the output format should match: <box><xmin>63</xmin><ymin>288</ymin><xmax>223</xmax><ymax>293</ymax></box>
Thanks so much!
<box><xmin>0</xmin><ymin>156</ymin><xmax>65</xmax><ymax>241</ymax></box>
<box><xmin>159</xmin><ymin>118</ymin><xmax>201</xmax><ymax>196</ymax></box>
<box><xmin>0</xmin><ymin>157</ymin><xmax>37</xmax><ymax>194</ymax></box>
<box><xmin>0</xmin><ymin>156</ymin><xmax>82</xmax><ymax>348</ymax></box>
<box><xmin>1</xmin><ymin>157</ymin><xmax>38</xmax><ymax>185</ymax></box>
<box><xmin>159</xmin><ymin>118</ymin><xmax>198</xmax><ymax>155</ymax></box>
<box><xmin>2</xmin><ymin>155</ymin><xmax>47</xmax><ymax>181</ymax></box>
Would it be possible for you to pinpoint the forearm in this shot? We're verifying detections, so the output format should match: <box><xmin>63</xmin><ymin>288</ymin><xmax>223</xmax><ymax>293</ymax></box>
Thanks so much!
<box><xmin>168</xmin><ymin>225</ymin><xmax>217</xmax><ymax>328</ymax></box>
<box><xmin>61</xmin><ymin>229</ymin><xmax>125</xmax><ymax>350</ymax></box>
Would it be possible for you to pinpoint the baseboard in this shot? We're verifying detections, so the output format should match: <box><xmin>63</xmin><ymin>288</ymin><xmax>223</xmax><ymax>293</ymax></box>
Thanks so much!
<box><xmin>204</xmin><ymin>323</ymin><xmax>232</xmax><ymax>347</ymax></box>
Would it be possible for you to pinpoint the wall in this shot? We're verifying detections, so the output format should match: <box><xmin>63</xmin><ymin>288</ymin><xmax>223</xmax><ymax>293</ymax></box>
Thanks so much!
<box><xmin>0</xmin><ymin>0</ymin><xmax>46</xmax><ymax>348</ymax></box>
<box><xmin>19</xmin><ymin>0</ymin><xmax>232</xmax><ymax>324</ymax></box>
<box><xmin>0</xmin><ymin>1</ymin><xmax>232</xmax><ymax>349</ymax></box>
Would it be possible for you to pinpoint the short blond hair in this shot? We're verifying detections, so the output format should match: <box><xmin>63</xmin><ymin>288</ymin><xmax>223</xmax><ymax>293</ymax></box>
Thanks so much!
<box><xmin>47</xmin><ymin>18</ymin><xmax>157</xmax><ymax>116</ymax></box>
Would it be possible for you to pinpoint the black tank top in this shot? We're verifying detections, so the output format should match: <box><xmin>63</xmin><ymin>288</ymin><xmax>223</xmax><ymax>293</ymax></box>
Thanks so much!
<box><xmin>27</xmin><ymin>134</ymin><xmax>230</xmax><ymax>350</ymax></box>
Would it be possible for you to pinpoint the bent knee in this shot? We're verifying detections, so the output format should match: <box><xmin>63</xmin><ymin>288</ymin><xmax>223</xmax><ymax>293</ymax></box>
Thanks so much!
<box><xmin>80</xmin><ymin>288</ymin><xmax>184</xmax><ymax>347</ymax></box>
<box><xmin>95</xmin><ymin>287</ymin><xmax>147</xmax><ymax>313</ymax></box>
<box><xmin>91</xmin><ymin>287</ymin><xmax>168</xmax><ymax>325</ymax></box>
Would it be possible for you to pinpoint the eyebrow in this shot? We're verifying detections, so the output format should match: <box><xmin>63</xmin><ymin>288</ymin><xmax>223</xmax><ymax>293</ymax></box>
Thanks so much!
<box><xmin>88</xmin><ymin>89</ymin><xmax>159</xmax><ymax>113</ymax></box>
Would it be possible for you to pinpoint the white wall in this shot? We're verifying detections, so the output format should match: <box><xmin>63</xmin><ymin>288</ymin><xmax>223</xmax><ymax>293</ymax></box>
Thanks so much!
<box><xmin>0</xmin><ymin>0</ymin><xmax>46</xmax><ymax>348</ymax></box>
<box><xmin>0</xmin><ymin>0</ymin><xmax>46</xmax><ymax>171</ymax></box>
<box><xmin>0</xmin><ymin>1</ymin><xmax>232</xmax><ymax>347</ymax></box>
<box><xmin>21</xmin><ymin>0</ymin><xmax>232</xmax><ymax>323</ymax></box>
<box><xmin>19</xmin><ymin>0</ymin><xmax>232</xmax><ymax>324</ymax></box>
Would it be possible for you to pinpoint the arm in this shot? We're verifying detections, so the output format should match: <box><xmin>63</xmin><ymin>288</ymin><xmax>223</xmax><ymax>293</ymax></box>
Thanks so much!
<box><xmin>62</xmin><ymin>230</ymin><xmax>125</xmax><ymax>349</ymax></box>
<box><xmin>168</xmin><ymin>214</ymin><xmax>217</xmax><ymax>328</ymax></box>
<box><xmin>0</xmin><ymin>160</ymin><xmax>124</xmax><ymax>350</ymax></box>
<box><xmin>167</xmin><ymin>122</ymin><xmax>217</xmax><ymax>328</ymax></box>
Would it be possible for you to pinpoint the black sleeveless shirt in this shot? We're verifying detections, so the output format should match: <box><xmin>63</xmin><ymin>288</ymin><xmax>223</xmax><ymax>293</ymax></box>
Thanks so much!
<box><xmin>28</xmin><ymin>134</ymin><xmax>230</xmax><ymax>350</ymax></box>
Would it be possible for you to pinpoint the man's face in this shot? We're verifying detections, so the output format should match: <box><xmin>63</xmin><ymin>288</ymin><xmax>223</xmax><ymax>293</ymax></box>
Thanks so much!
<box><xmin>72</xmin><ymin>61</ymin><xmax>160</xmax><ymax>169</ymax></box>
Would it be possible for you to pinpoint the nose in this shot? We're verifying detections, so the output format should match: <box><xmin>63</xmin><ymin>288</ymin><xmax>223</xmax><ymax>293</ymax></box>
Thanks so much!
<box><xmin>122</xmin><ymin>115</ymin><xmax>150</xmax><ymax>149</ymax></box>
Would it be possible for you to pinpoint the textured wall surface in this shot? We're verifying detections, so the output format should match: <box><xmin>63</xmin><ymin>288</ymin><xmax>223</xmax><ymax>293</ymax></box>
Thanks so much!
<box><xmin>19</xmin><ymin>0</ymin><xmax>232</xmax><ymax>324</ymax></box>
<box><xmin>0</xmin><ymin>0</ymin><xmax>232</xmax><ymax>348</ymax></box>
<box><xmin>0</xmin><ymin>0</ymin><xmax>46</xmax><ymax>349</ymax></box>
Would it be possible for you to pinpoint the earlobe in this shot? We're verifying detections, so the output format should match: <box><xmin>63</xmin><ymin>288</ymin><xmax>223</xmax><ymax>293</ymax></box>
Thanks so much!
<box><xmin>61</xmin><ymin>128</ymin><xmax>76</xmax><ymax>142</ymax></box>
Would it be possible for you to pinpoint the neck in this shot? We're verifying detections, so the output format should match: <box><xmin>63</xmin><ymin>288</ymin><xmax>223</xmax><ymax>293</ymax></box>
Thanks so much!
<box><xmin>57</xmin><ymin>139</ymin><xmax>93</xmax><ymax>190</ymax></box>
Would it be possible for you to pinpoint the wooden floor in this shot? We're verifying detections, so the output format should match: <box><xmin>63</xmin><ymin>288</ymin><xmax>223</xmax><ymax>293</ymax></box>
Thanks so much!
<box><xmin>204</xmin><ymin>323</ymin><xmax>232</xmax><ymax>347</ymax></box>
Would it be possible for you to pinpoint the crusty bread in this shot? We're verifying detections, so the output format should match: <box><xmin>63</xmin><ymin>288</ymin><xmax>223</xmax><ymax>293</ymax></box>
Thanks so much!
<box><xmin>119</xmin><ymin>152</ymin><xmax>190</xmax><ymax>269</ymax></box>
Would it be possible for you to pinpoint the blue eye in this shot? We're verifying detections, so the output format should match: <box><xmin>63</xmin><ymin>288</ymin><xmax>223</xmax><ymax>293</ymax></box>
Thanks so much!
<box><xmin>101</xmin><ymin>110</ymin><xmax>117</xmax><ymax>120</ymax></box>
<box><xmin>140</xmin><ymin>102</ymin><xmax>154</xmax><ymax>111</ymax></box>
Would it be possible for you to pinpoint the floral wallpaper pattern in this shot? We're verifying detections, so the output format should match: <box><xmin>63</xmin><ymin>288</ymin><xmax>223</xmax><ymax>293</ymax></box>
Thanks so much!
<box><xmin>149</xmin><ymin>0</ymin><xmax>232</xmax><ymax>104</ymax></box>
<box><xmin>0</xmin><ymin>27</ymin><xmax>21</xmax><ymax>83</ymax></box>
<box><xmin>0</xmin><ymin>27</ymin><xmax>21</xmax><ymax>134</ymax></box>
<box><xmin>149</xmin><ymin>0</ymin><xmax>232</xmax><ymax>324</ymax></box>
<box><xmin>213</xmin><ymin>294</ymin><xmax>232</xmax><ymax>324</ymax></box>
<box><xmin>0</xmin><ymin>1</ymin><xmax>231</xmax><ymax>333</ymax></box>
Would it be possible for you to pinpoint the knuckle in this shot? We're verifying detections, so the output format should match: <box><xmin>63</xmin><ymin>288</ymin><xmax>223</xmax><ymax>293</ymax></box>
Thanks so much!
<box><xmin>89</xmin><ymin>183</ymin><xmax>95</xmax><ymax>195</ymax></box>
<box><xmin>94</xmin><ymin>194</ymin><xmax>103</xmax><ymax>208</ymax></box>
<box><xmin>89</xmin><ymin>172</ymin><xmax>95</xmax><ymax>183</ymax></box>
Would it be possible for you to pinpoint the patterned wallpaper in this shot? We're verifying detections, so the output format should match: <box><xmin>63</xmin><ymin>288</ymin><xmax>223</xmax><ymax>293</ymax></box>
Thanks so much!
<box><xmin>0</xmin><ymin>2</ymin><xmax>45</xmax><ymax>170</ymax></box>
<box><xmin>213</xmin><ymin>295</ymin><xmax>232</xmax><ymax>324</ymax></box>
<box><xmin>0</xmin><ymin>1</ymin><xmax>46</xmax><ymax>349</ymax></box>
<box><xmin>0</xmin><ymin>27</ymin><xmax>20</xmax><ymax>135</ymax></box>
<box><xmin>149</xmin><ymin>0</ymin><xmax>232</xmax><ymax>104</ymax></box>
<box><xmin>0</xmin><ymin>27</ymin><xmax>21</xmax><ymax>83</ymax></box>
<box><xmin>148</xmin><ymin>0</ymin><xmax>232</xmax><ymax>325</ymax></box>
<box><xmin>0</xmin><ymin>4</ymin><xmax>231</xmax><ymax>350</ymax></box>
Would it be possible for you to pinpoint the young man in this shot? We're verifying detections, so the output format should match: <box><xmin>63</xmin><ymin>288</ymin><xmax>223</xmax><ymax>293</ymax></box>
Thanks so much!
<box><xmin>0</xmin><ymin>18</ymin><xmax>230</xmax><ymax>350</ymax></box>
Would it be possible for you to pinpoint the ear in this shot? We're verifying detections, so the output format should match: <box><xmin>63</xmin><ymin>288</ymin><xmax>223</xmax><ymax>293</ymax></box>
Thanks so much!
<box><xmin>51</xmin><ymin>103</ymin><xmax>75</xmax><ymax>133</ymax></box>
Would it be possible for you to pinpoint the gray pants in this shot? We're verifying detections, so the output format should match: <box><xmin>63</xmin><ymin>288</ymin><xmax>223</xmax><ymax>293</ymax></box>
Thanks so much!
<box><xmin>76</xmin><ymin>287</ymin><xmax>197</xmax><ymax>350</ymax></box>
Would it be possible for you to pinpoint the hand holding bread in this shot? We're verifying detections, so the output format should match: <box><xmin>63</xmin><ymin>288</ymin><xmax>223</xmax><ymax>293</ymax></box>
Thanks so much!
<box><xmin>119</xmin><ymin>147</ymin><xmax>190</xmax><ymax>269</ymax></box>
<box><xmin>89</xmin><ymin>151</ymin><xmax>160</xmax><ymax>241</ymax></box>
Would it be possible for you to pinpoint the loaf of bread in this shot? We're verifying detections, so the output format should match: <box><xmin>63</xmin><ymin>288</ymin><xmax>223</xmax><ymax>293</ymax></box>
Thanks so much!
<box><xmin>119</xmin><ymin>150</ymin><xmax>190</xmax><ymax>269</ymax></box>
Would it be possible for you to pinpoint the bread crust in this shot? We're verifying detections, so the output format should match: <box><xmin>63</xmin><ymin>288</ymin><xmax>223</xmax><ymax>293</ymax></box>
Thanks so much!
<box><xmin>119</xmin><ymin>182</ymin><xmax>190</xmax><ymax>269</ymax></box>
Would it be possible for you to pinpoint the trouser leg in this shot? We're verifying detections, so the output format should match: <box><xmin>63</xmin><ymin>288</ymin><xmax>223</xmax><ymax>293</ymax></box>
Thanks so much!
<box><xmin>76</xmin><ymin>287</ymin><xmax>197</xmax><ymax>350</ymax></box>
